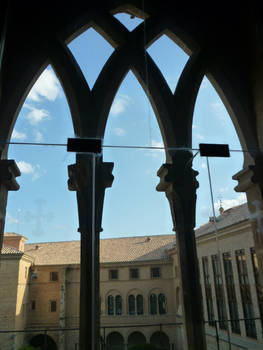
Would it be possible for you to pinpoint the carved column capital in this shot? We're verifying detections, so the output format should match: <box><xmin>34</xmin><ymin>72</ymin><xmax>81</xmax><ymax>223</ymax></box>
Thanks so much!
<box><xmin>0</xmin><ymin>159</ymin><xmax>21</xmax><ymax>190</ymax></box>
<box><xmin>68</xmin><ymin>155</ymin><xmax>114</xmax><ymax>192</ymax></box>
<box><xmin>0</xmin><ymin>159</ymin><xmax>21</xmax><ymax>251</ymax></box>
<box><xmin>156</xmin><ymin>151</ymin><xmax>199</xmax><ymax>230</ymax></box>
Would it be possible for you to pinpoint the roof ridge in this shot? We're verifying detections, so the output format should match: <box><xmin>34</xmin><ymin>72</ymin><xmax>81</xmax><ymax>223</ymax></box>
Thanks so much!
<box><xmin>25</xmin><ymin>234</ymin><xmax>175</xmax><ymax>245</ymax></box>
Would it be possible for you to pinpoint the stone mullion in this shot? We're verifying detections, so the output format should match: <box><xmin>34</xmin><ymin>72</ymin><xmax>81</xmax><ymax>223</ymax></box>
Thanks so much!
<box><xmin>0</xmin><ymin>160</ymin><xmax>20</xmax><ymax>251</ymax></box>
<box><xmin>157</xmin><ymin>152</ymin><xmax>207</xmax><ymax>350</ymax></box>
<box><xmin>68</xmin><ymin>154</ymin><xmax>113</xmax><ymax>350</ymax></box>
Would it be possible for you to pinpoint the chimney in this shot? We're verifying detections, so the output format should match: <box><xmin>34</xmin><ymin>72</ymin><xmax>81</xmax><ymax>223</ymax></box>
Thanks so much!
<box><xmin>3</xmin><ymin>233</ymin><xmax>27</xmax><ymax>252</ymax></box>
<box><xmin>219</xmin><ymin>206</ymin><xmax>224</xmax><ymax>215</ymax></box>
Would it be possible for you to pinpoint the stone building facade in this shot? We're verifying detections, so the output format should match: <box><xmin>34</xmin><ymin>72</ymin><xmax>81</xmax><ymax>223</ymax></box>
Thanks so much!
<box><xmin>0</xmin><ymin>203</ymin><xmax>263</xmax><ymax>350</ymax></box>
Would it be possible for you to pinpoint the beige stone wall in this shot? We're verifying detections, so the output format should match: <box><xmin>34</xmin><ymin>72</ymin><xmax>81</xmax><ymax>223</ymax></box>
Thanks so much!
<box><xmin>0</xmin><ymin>256</ymin><xmax>19</xmax><ymax>350</ymax></box>
<box><xmin>13</xmin><ymin>256</ymin><xmax>33</xmax><ymax>349</ymax></box>
<box><xmin>27</xmin><ymin>266</ymin><xmax>62</xmax><ymax>328</ymax></box>
<box><xmin>63</xmin><ymin>261</ymin><xmax>181</xmax><ymax>349</ymax></box>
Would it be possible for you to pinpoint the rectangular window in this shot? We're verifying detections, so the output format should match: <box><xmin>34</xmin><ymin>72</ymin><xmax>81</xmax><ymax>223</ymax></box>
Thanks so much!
<box><xmin>50</xmin><ymin>271</ymin><xmax>59</xmax><ymax>281</ymax></box>
<box><xmin>211</xmin><ymin>254</ymin><xmax>228</xmax><ymax>330</ymax></box>
<box><xmin>251</xmin><ymin>248</ymin><xmax>263</xmax><ymax>331</ymax></box>
<box><xmin>151</xmin><ymin>267</ymin><xmax>160</xmax><ymax>278</ymax></box>
<box><xmin>130</xmin><ymin>268</ymin><xmax>139</xmax><ymax>279</ymax></box>
<box><xmin>202</xmin><ymin>257</ymin><xmax>215</xmax><ymax>326</ymax></box>
<box><xmin>50</xmin><ymin>300</ymin><xmax>57</xmax><ymax>312</ymax></box>
<box><xmin>236</xmin><ymin>249</ymin><xmax>257</xmax><ymax>338</ymax></box>
<box><xmin>223</xmin><ymin>252</ymin><xmax>240</xmax><ymax>334</ymax></box>
<box><xmin>31</xmin><ymin>300</ymin><xmax>36</xmax><ymax>311</ymax></box>
<box><xmin>109</xmin><ymin>269</ymin><xmax>118</xmax><ymax>280</ymax></box>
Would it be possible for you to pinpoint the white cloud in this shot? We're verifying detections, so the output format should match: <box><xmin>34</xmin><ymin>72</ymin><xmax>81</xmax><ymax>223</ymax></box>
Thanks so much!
<box><xmin>34</xmin><ymin>131</ymin><xmax>43</xmax><ymax>142</ymax></box>
<box><xmin>214</xmin><ymin>193</ymin><xmax>246</xmax><ymax>212</ymax></box>
<box><xmin>11</xmin><ymin>129</ymin><xmax>27</xmax><ymax>141</ymax></box>
<box><xmin>28</xmin><ymin>68</ymin><xmax>61</xmax><ymax>102</ymax></box>
<box><xmin>6</xmin><ymin>212</ymin><xmax>19</xmax><ymax>225</ymax></box>
<box><xmin>144</xmin><ymin>140</ymin><xmax>165</xmax><ymax>158</ymax></box>
<box><xmin>201</xmin><ymin>163</ymin><xmax>207</xmax><ymax>169</ymax></box>
<box><xmin>219</xmin><ymin>186</ymin><xmax>229</xmax><ymax>193</ymax></box>
<box><xmin>110</xmin><ymin>95</ymin><xmax>131</xmax><ymax>116</ymax></box>
<box><xmin>24</xmin><ymin>104</ymin><xmax>50</xmax><ymax>125</ymax></box>
<box><xmin>195</xmin><ymin>133</ymin><xmax>204</xmax><ymax>140</ymax></box>
<box><xmin>200</xmin><ymin>193</ymin><xmax>246</xmax><ymax>221</ymax></box>
<box><xmin>17</xmin><ymin>161</ymin><xmax>42</xmax><ymax>180</ymax></box>
<box><xmin>17</xmin><ymin>161</ymin><xmax>34</xmax><ymax>174</ymax></box>
<box><xmin>192</xmin><ymin>124</ymin><xmax>197</xmax><ymax>129</ymax></box>
<box><xmin>113</xmin><ymin>127</ymin><xmax>126</xmax><ymax>136</ymax></box>
<box><xmin>210</xmin><ymin>101</ymin><xmax>228</xmax><ymax>124</ymax></box>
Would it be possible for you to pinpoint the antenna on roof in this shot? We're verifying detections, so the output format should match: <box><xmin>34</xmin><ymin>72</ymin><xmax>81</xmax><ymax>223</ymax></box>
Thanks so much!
<box><xmin>218</xmin><ymin>194</ymin><xmax>224</xmax><ymax>215</ymax></box>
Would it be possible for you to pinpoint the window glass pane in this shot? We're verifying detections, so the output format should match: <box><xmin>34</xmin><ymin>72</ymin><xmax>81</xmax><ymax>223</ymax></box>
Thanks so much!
<box><xmin>202</xmin><ymin>257</ymin><xmax>215</xmax><ymax>326</ymax></box>
<box><xmin>150</xmin><ymin>294</ymin><xmax>157</xmax><ymax>315</ymax></box>
<box><xmin>130</xmin><ymin>268</ymin><xmax>139</xmax><ymax>279</ymax></box>
<box><xmin>50</xmin><ymin>271</ymin><xmax>58</xmax><ymax>281</ymax></box>
<box><xmin>108</xmin><ymin>295</ymin><xmax>114</xmax><ymax>315</ymax></box>
<box><xmin>251</xmin><ymin>248</ymin><xmax>263</xmax><ymax>332</ymax></box>
<box><xmin>223</xmin><ymin>252</ymin><xmax>240</xmax><ymax>334</ymax></box>
<box><xmin>158</xmin><ymin>293</ymin><xmax>167</xmax><ymax>315</ymax></box>
<box><xmin>50</xmin><ymin>300</ymin><xmax>56</xmax><ymax>312</ymax></box>
<box><xmin>109</xmin><ymin>269</ymin><xmax>118</xmax><ymax>280</ymax></box>
<box><xmin>137</xmin><ymin>294</ymin><xmax>144</xmax><ymax>315</ymax></box>
<box><xmin>115</xmin><ymin>295</ymin><xmax>122</xmax><ymax>315</ymax></box>
<box><xmin>211</xmin><ymin>254</ymin><xmax>227</xmax><ymax>330</ymax></box>
<box><xmin>151</xmin><ymin>267</ymin><xmax>160</xmax><ymax>278</ymax></box>
<box><xmin>129</xmin><ymin>295</ymin><xmax>135</xmax><ymax>315</ymax></box>
<box><xmin>236</xmin><ymin>249</ymin><xmax>257</xmax><ymax>338</ymax></box>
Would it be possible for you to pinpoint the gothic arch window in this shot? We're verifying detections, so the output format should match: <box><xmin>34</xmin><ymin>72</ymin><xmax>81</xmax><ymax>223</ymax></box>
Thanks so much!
<box><xmin>158</xmin><ymin>293</ymin><xmax>167</xmax><ymax>314</ymax></box>
<box><xmin>150</xmin><ymin>293</ymin><xmax>157</xmax><ymax>315</ymax></box>
<box><xmin>115</xmin><ymin>295</ymin><xmax>122</xmax><ymax>315</ymax></box>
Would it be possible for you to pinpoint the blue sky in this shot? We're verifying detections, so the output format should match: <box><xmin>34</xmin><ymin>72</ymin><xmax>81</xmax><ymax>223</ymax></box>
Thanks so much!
<box><xmin>5</xmin><ymin>14</ymin><xmax>246</xmax><ymax>243</ymax></box>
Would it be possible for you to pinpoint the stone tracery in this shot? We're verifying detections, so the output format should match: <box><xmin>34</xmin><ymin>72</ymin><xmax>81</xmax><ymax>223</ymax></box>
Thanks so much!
<box><xmin>1</xmin><ymin>2</ymin><xmax>263</xmax><ymax>350</ymax></box>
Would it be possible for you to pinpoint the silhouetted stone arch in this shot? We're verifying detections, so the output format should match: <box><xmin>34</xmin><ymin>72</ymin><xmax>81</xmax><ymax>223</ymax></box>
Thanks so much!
<box><xmin>106</xmin><ymin>331</ymin><xmax>124</xmax><ymax>350</ymax></box>
<box><xmin>150</xmin><ymin>331</ymin><xmax>169</xmax><ymax>350</ymax></box>
<box><xmin>30</xmin><ymin>334</ymin><xmax>57</xmax><ymax>350</ymax></box>
<box><xmin>128</xmin><ymin>331</ymin><xmax>146</xmax><ymax>347</ymax></box>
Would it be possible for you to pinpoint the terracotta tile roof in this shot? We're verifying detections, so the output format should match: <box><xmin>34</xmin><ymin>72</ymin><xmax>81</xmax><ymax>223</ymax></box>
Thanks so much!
<box><xmin>1</xmin><ymin>244</ymin><xmax>23</xmax><ymax>255</ymax></box>
<box><xmin>195</xmin><ymin>203</ymin><xmax>249</xmax><ymax>237</ymax></box>
<box><xmin>24</xmin><ymin>235</ymin><xmax>175</xmax><ymax>266</ymax></box>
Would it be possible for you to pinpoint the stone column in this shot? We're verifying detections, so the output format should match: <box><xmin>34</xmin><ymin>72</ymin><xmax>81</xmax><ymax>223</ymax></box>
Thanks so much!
<box><xmin>0</xmin><ymin>160</ymin><xmax>20</xmax><ymax>251</ymax></box>
<box><xmin>233</xmin><ymin>160</ymin><xmax>263</xmax><ymax>282</ymax></box>
<box><xmin>156</xmin><ymin>150</ymin><xmax>207</xmax><ymax>350</ymax></box>
<box><xmin>68</xmin><ymin>153</ymin><xmax>114</xmax><ymax>350</ymax></box>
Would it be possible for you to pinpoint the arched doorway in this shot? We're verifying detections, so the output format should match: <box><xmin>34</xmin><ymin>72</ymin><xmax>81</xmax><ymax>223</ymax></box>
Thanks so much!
<box><xmin>128</xmin><ymin>331</ymin><xmax>146</xmax><ymax>348</ymax></box>
<box><xmin>30</xmin><ymin>334</ymin><xmax>57</xmax><ymax>350</ymax></box>
<box><xmin>150</xmin><ymin>331</ymin><xmax>169</xmax><ymax>350</ymax></box>
<box><xmin>106</xmin><ymin>332</ymin><xmax>124</xmax><ymax>350</ymax></box>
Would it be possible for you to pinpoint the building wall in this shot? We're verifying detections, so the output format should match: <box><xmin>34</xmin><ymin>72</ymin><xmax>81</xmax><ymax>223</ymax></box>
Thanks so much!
<box><xmin>2</xmin><ymin>217</ymin><xmax>263</xmax><ymax>349</ymax></box>
<box><xmin>0</xmin><ymin>255</ymin><xmax>20</xmax><ymax>350</ymax></box>
<box><xmin>197</xmin><ymin>222</ymin><xmax>263</xmax><ymax>349</ymax></box>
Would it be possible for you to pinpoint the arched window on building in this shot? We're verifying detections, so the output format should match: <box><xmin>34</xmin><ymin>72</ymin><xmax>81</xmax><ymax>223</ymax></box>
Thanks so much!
<box><xmin>107</xmin><ymin>295</ymin><xmax>114</xmax><ymax>315</ymax></box>
<box><xmin>136</xmin><ymin>294</ymin><xmax>144</xmax><ymax>315</ymax></box>
<box><xmin>150</xmin><ymin>293</ymin><xmax>157</xmax><ymax>315</ymax></box>
<box><xmin>128</xmin><ymin>295</ymin><xmax>135</xmax><ymax>315</ymax></box>
<box><xmin>158</xmin><ymin>293</ymin><xmax>167</xmax><ymax>314</ymax></box>
<box><xmin>115</xmin><ymin>295</ymin><xmax>122</xmax><ymax>315</ymax></box>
